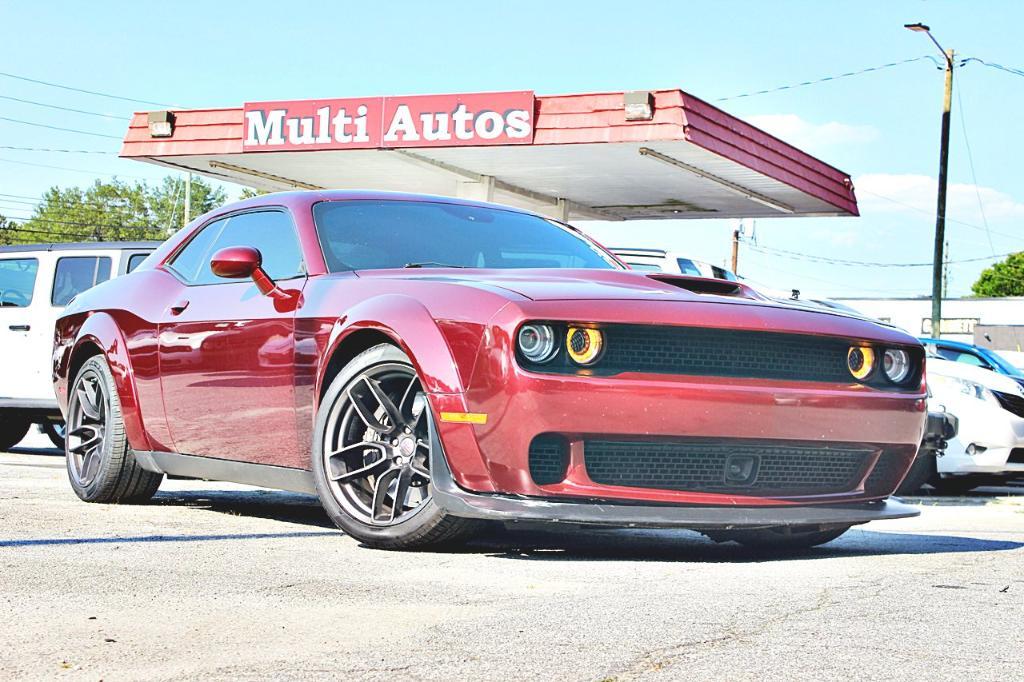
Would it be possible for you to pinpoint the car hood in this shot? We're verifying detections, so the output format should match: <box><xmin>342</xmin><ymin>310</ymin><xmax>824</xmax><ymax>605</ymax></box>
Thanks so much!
<box><xmin>927</xmin><ymin>357</ymin><xmax>1024</xmax><ymax>395</ymax></box>
<box><xmin>358</xmin><ymin>268</ymin><xmax>777</xmax><ymax>305</ymax></box>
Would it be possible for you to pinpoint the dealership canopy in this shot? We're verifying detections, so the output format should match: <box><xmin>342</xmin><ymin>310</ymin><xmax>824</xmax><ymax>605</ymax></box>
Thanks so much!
<box><xmin>121</xmin><ymin>89</ymin><xmax>858</xmax><ymax>222</ymax></box>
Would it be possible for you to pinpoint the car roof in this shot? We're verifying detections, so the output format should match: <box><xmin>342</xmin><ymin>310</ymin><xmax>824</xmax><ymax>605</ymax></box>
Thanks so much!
<box><xmin>919</xmin><ymin>337</ymin><xmax>986</xmax><ymax>352</ymax></box>
<box><xmin>0</xmin><ymin>241</ymin><xmax>161</xmax><ymax>254</ymax></box>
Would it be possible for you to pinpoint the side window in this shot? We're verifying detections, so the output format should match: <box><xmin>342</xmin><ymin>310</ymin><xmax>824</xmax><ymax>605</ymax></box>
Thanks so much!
<box><xmin>675</xmin><ymin>258</ymin><xmax>701</xmax><ymax>277</ymax></box>
<box><xmin>51</xmin><ymin>256</ymin><xmax>112</xmax><ymax>306</ymax></box>
<box><xmin>0</xmin><ymin>258</ymin><xmax>39</xmax><ymax>308</ymax></box>
<box><xmin>168</xmin><ymin>217</ymin><xmax>229</xmax><ymax>283</ymax></box>
<box><xmin>126</xmin><ymin>253</ymin><xmax>150</xmax><ymax>273</ymax></box>
<box><xmin>169</xmin><ymin>211</ymin><xmax>304</xmax><ymax>286</ymax></box>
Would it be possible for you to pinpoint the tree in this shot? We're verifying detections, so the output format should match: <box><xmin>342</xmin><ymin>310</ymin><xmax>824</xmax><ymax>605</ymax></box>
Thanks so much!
<box><xmin>0</xmin><ymin>176</ymin><xmax>227</xmax><ymax>245</ymax></box>
<box><xmin>971</xmin><ymin>252</ymin><xmax>1024</xmax><ymax>297</ymax></box>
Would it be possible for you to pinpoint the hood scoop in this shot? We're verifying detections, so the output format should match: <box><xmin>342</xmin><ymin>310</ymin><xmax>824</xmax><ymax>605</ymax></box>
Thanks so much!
<box><xmin>646</xmin><ymin>274</ymin><xmax>758</xmax><ymax>299</ymax></box>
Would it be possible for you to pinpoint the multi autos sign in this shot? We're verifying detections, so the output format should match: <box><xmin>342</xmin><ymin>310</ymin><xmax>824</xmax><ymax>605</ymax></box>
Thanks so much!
<box><xmin>242</xmin><ymin>91</ymin><xmax>535</xmax><ymax>151</ymax></box>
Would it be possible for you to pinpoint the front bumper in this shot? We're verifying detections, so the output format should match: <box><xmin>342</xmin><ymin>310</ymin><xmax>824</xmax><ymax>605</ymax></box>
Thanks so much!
<box><xmin>428</xmin><ymin>415</ymin><xmax>921</xmax><ymax>528</ymax></box>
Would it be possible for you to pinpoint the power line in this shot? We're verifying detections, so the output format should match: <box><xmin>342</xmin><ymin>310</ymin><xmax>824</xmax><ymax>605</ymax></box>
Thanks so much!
<box><xmin>960</xmin><ymin>57</ymin><xmax>1024</xmax><ymax>79</ymax></box>
<box><xmin>0</xmin><ymin>115</ymin><xmax>122</xmax><ymax>139</ymax></box>
<box><xmin>0</xmin><ymin>94</ymin><xmax>129</xmax><ymax>120</ymax></box>
<box><xmin>0</xmin><ymin>70</ymin><xmax>183</xmax><ymax>108</ymax></box>
<box><xmin>3</xmin><ymin>214</ymin><xmax>157</xmax><ymax>232</ymax></box>
<box><xmin>748</xmin><ymin>243</ymin><xmax>1014</xmax><ymax>268</ymax></box>
<box><xmin>0</xmin><ymin>157</ymin><xmax>150</xmax><ymax>180</ymax></box>
<box><xmin>716</xmin><ymin>55</ymin><xmax>940</xmax><ymax>101</ymax></box>
<box><xmin>953</xmin><ymin>79</ymin><xmax>995</xmax><ymax>256</ymax></box>
<box><xmin>0</xmin><ymin>145</ymin><xmax>116</xmax><ymax>155</ymax></box>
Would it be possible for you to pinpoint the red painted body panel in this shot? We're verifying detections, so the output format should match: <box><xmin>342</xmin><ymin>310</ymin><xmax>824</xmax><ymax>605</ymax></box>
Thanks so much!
<box><xmin>53</xmin><ymin>191</ymin><xmax>922</xmax><ymax>513</ymax></box>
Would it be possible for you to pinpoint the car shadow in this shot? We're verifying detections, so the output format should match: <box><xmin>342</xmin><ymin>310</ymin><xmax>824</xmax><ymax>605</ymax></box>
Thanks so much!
<box><xmin>144</xmin><ymin>488</ymin><xmax>1023</xmax><ymax>563</ymax></box>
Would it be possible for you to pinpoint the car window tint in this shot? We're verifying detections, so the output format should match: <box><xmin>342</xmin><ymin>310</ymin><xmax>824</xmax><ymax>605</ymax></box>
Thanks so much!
<box><xmin>937</xmin><ymin>348</ymin><xmax>987</xmax><ymax>368</ymax></box>
<box><xmin>173</xmin><ymin>211</ymin><xmax>304</xmax><ymax>286</ymax></box>
<box><xmin>170</xmin><ymin>217</ymin><xmax>228</xmax><ymax>283</ymax></box>
<box><xmin>0</xmin><ymin>258</ymin><xmax>39</xmax><ymax>307</ymax></box>
<box><xmin>675</xmin><ymin>258</ymin><xmax>702</xmax><ymax>276</ymax></box>
<box><xmin>314</xmin><ymin>200</ymin><xmax>618</xmax><ymax>271</ymax></box>
<box><xmin>625</xmin><ymin>261</ymin><xmax>663</xmax><ymax>272</ymax></box>
<box><xmin>126</xmin><ymin>253</ymin><xmax>149</xmax><ymax>273</ymax></box>
<box><xmin>51</xmin><ymin>256</ymin><xmax>112</xmax><ymax>306</ymax></box>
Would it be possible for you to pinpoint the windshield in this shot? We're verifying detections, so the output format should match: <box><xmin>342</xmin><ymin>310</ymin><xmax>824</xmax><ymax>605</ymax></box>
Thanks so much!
<box><xmin>313</xmin><ymin>200</ymin><xmax>620</xmax><ymax>272</ymax></box>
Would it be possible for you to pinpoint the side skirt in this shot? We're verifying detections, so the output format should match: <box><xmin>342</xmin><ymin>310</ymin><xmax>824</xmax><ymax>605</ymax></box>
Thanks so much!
<box><xmin>132</xmin><ymin>450</ymin><xmax>316</xmax><ymax>495</ymax></box>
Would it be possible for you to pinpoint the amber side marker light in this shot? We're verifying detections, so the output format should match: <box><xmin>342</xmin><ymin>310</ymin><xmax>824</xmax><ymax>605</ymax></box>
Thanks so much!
<box><xmin>440</xmin><ymin>412</ymin><xmax>488</xmax><ymax>425</ymax></box>
<box><xmin>847</xmin><ymin>346</ymin><xmax>876</xmax><ymax>380</ymax></box>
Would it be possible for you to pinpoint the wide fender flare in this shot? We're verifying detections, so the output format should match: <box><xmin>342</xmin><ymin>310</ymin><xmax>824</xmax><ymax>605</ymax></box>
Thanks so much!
<box><xmin>72</xmin><ymin>312</ymin><xmax>150</xmax><ymax>451</ymax></box>
<box><xmin>319</xmin><ymin>294</ymin><xmax>465</xmax><ymax>398</ymax></box>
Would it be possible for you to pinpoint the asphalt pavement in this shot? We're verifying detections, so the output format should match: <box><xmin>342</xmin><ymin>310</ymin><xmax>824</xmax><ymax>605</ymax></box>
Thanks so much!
<box><xmin>1</xmin><ymin>431</ymin><xmax>1022</xmax><ymax>681</ymax></box>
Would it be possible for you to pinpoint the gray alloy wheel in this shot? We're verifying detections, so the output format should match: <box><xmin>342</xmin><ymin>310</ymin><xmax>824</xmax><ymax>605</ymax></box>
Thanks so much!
<box><xmin>312</xmin><ymin>344</ymin><xmax>481</xmax><ymax>549</ymax></box>
<box><xmin>0</xmin><ymin>415</ymin><xmax>31</xmax><ymax>452</ymax></box>
<box><xmin>705</xmin><ymin>524</ymin><xmax>852</xmax><ymax>550</ymax></box>
<box><xmin>66</xmin><ymin>356</ymin><xmax>162</xmax><ymax>503</ymax></box>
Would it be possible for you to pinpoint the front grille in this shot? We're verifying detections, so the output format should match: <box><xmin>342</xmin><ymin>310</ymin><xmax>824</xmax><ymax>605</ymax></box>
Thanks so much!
<box><xmin>599</xmin><ymin>326</ymin><xmax>852</xmax><ymax>382</ymax></box>
<box><xmin>583</xmin><ymin>439</ymin><xmax>873</xmax><ymax>495</ymax></box>
<box><xmin>529</xmin><ymin>435</ymin><xmax>569</xmax><ymax>485</ymax></box>
<box><xmin>995</xmin><ymin>391</ymin><xmax>1024</xmax><ymax>419</ymax></box>
<box><xmin>864</xmin><ymin>451</ymin><xmax>904</xmax><ymax>496</ymax></box>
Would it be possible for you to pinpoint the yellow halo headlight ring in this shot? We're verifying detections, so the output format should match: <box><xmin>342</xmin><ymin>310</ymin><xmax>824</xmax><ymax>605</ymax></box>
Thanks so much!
<box><xmin>847</xmin><ymin>346</ymin><xmax>876</xmax><ymax>381</ymax></box>
<box><xmin>566</xmin><ymin>327</ymin><xmax>604</xmax><ymax>366</ymax></box>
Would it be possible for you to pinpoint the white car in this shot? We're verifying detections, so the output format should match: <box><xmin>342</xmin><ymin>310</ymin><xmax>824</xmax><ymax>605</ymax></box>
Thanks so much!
<box><xmin>610</xmin><ymin>247</ymin><xmax>739</xmax><ymax>280</ymax></box>
<box><xmin>0</xmin><ymin>241</ymin><xmax>158</xmax><ymax>450</ymax></box>
<box><xmin>926</xmin><ymin>357</ymin><xmax>1024</xmax><ymax>492</ymax></box>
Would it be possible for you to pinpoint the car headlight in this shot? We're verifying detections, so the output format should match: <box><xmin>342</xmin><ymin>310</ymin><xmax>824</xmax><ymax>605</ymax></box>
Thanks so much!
<box><xmin>566</xmin><ymin>326</ymin><xmax>604</xmax><ymax>365</ymax></box>
<box><xmin>882</xmin><ymin>348</ymin><xmax>911</xmax><ymax>384</ymax></box>
<box><xmin>930</xmin><ymin>374</ymin><xmax>998</xmax><ymax>403</ymax></box>
<box><xmin>517</xmin><ymin>324</ymin><xmax>558</xmax><ymax>363</ymax></box>
<box><xmin>847</xmin><ymin>346</ymin><xmax>875</xmax><ymax>380</ymax></box>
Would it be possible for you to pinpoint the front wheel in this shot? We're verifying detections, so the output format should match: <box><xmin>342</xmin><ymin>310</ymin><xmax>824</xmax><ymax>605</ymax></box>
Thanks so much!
<box><xmin>312</xmin><ymin>344</ymin><xmax>481</xmax><ymax>550</ymax></box>
<box><xmin>66</xmin><ymin>356</ymin><xmax>163</xmax><ymax>503</ymax></box>
<box><xmin>705</xmin><ymin>525</ymin><xmax>852</xmax><ymax>550</ymax></box>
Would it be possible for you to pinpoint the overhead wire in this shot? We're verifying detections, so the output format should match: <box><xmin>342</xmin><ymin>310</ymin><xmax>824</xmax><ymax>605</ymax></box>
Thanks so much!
<box><xmin>0</xmin><ymin>70</ymin><xmax>184</xmax><ymax>108</ymax></box>
<box><xmin>0</xmin><ymin>94</ymin><xmax>130</xmax><ymax>120</ymax></box>
<box><xmin>0</xmin><ymin>115</ymin><xmax>122</xmax><ymax>139</ymax></box>
<box><xmin>953</xmin><ymin>78</ymin><xmax>996</xmax><ymax>256</ymax></box>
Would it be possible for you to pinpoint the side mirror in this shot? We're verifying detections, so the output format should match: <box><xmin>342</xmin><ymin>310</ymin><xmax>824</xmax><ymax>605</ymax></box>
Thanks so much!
<box><xmin>210</xmin><ymin>245</ymin><xmax>286</xmax><ymax>300</ymax></box>
<box><xmin>210</xmin><ymin>246</ymin><xmax>262</xmax><ymax>279</ymax></box>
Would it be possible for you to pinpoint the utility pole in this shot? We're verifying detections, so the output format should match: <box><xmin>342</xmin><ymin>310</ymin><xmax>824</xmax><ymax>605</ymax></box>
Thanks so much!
<box><xmin>731</xmin><ymin>228</ymin><xmax>740</xmax><ymax>274</ymax></box>
<box><xmin>183</xmin><ymin>172</ymin><xmax>192</xmax><ymax>227</ymax></box>
<box><xmin>906</xmin><ymin>23</ymin><xmax>954</xmax><ymax>338</ymax></box>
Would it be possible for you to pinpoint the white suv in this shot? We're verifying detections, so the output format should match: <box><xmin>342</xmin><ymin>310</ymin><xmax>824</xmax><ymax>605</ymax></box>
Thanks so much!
<box><xmin>610</xmin><ymin>247</ymin><xmax>739</xmax><ymax>280</ymax></box>
<box><xmin>0</xmin><ymin>241</ymin><xmax>158</xmax><ymax>450</ymax></box>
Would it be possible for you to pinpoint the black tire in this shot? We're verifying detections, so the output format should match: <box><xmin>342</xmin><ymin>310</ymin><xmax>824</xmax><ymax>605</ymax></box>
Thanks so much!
<box><xmin>706</xmin><ymin>524</ymin><xmax>851</xmax><ymax>550</ymax></box>
<box><xmin>312</xmin><ymin>343</ymin><xmax>481</xmax><ymax>550</ymax></box>
<box><xmin>42</xmin><ymin>421</ymin><xmax>66</xmax><ymax>450</ymax></box>
<box><xmin>66</xmin><ymin>355</ymin><xmax>163</xmax><ymax>503</ymax></box>
<box><xmin>0</xmin><ymin>414</ymin><xmax>31</xmax><ymax>452</ymax></box>
<box><xmin>928</xmin><ymin>475</ymin><xmax>978</xmax><ymax>496</ymax></box>
<box><xmin>895</xmin><ymin>452</ymin><xmax>936</xmax><ymax>495</ymax></box>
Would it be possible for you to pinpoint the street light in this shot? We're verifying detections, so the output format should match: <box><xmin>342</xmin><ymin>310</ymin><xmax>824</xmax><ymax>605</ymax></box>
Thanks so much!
<box><xmin>905</xmin><ymin>22</ymin><xmax>955</xmax><ymax>339</ymax></box>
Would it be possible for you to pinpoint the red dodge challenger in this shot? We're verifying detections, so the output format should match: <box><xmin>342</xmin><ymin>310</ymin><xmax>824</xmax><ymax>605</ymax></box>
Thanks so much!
<box><xmin>53</xmin><ymin>191</ymin><xmax>926</xmax><ymax>550</ymax></box>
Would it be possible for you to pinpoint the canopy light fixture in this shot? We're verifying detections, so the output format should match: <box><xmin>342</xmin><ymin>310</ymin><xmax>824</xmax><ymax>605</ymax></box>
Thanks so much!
<box><xmin>624</xmin><ymin>91</ymin><xmax>654</xmax><ymax>121</ymax></box>
<box><xmin>147</xmin><ymin>110</ymin><xmax>175</xmax><ymax>138</ymax></box>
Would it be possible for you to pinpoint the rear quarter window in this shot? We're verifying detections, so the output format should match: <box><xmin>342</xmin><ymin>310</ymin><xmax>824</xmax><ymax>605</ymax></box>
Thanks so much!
<box><xmin>51</xmin><ymin>256</ymin><xmax>112</xmax><ymax>306</ymax></box>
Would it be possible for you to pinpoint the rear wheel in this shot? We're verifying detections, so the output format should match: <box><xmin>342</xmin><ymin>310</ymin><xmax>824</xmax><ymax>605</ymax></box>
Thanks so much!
<box><xmin>312</xmin><ymin>344</ymin><xmax>481</xmax><ymax>550</ymax></box>
<box><xmin>0</xmin><ymin>414</ymin><xmax>31</xmax><ymax>452</ymax></box>
<box><xmin>66</xmin><ymin>356</ymin><xmax>163</xmax><ymax>503</ymax></box>
<box><xmin>706</xmin><ymin>525</ymin><xmax>851</xmax><ymax>550</ymax></box>
<box><xmin>42</xmin><ymin>421</ymin><xmax>66</xmax><ymax>450</ymax></box>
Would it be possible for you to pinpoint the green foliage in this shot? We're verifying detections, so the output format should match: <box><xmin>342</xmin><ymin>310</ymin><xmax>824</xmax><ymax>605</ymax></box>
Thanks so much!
<box><xmin>971</xmin><ymin>252</ymin><xmax>1024</xmax><ymax>297</ymax></box>
<box><xmin>239</xmin><ymin>187</ymin><xmax>270</xmax><ymax>200</ymax></box>
<box><xmin>0</xmin><ymin>176</ymin><xmax>227</xmax><ymax>245</ymax></box>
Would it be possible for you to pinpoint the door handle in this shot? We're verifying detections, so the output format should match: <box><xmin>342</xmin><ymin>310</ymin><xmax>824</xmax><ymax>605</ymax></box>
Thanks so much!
<box><xmin>169</xmin><ymin>300</ymin><xmax>190</xmax><ymax>315</ymax></box>
<box><xmin>8</xmin><ymin>324</ymin><xmax>30</xmax><ymax>331</ymax></box>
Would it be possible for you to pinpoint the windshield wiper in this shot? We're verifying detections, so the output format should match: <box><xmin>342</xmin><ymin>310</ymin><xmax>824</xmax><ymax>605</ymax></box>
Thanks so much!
<box><xmin>403</xmin><ymin>262</ymin><xmax>468</xmax><ymax>269</ymax></box>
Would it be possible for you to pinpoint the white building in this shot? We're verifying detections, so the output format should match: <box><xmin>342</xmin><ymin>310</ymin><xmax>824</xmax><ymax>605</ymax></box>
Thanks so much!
<box><xmin>837</xmin><ymin>297</ymin><xmax>1024</xmax><ymax>347</ymax></box>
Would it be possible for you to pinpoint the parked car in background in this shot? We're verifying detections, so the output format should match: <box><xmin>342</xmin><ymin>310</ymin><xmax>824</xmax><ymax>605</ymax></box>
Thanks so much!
<box><xmin>923</xmin><ymin>357</ymin><xmax>1024</xmax><ymax>493</ymax></box>
<box><xmin>993</xmin><ymin>349</ymin><xmax>1024</xmax><ymax>372</ymax></box>
<box><xmin>0</xmin><ymin>242</ymin><xmax>158</xmax><ymax>451</ymax></box>
<box><xmin>610</xmin><ymin>247</ymin><xmax>738</xmax><ymax>280</ymax></box>
<box><xmin>921</xmin><ymin>337</ymin><xmax>1024</xmax><ymax>389</ymax></box>
<box><xmin>53</xmin><ymin>191</ymin><xmax>926</xmax><ymax>551</ymax></box>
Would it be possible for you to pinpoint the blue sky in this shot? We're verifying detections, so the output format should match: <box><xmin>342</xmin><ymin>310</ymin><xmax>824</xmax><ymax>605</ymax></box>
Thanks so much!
<box><xmin>1</xmin><ymin>0</ymin><xmax>1022</xmax><ymax>298</ymax></box>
